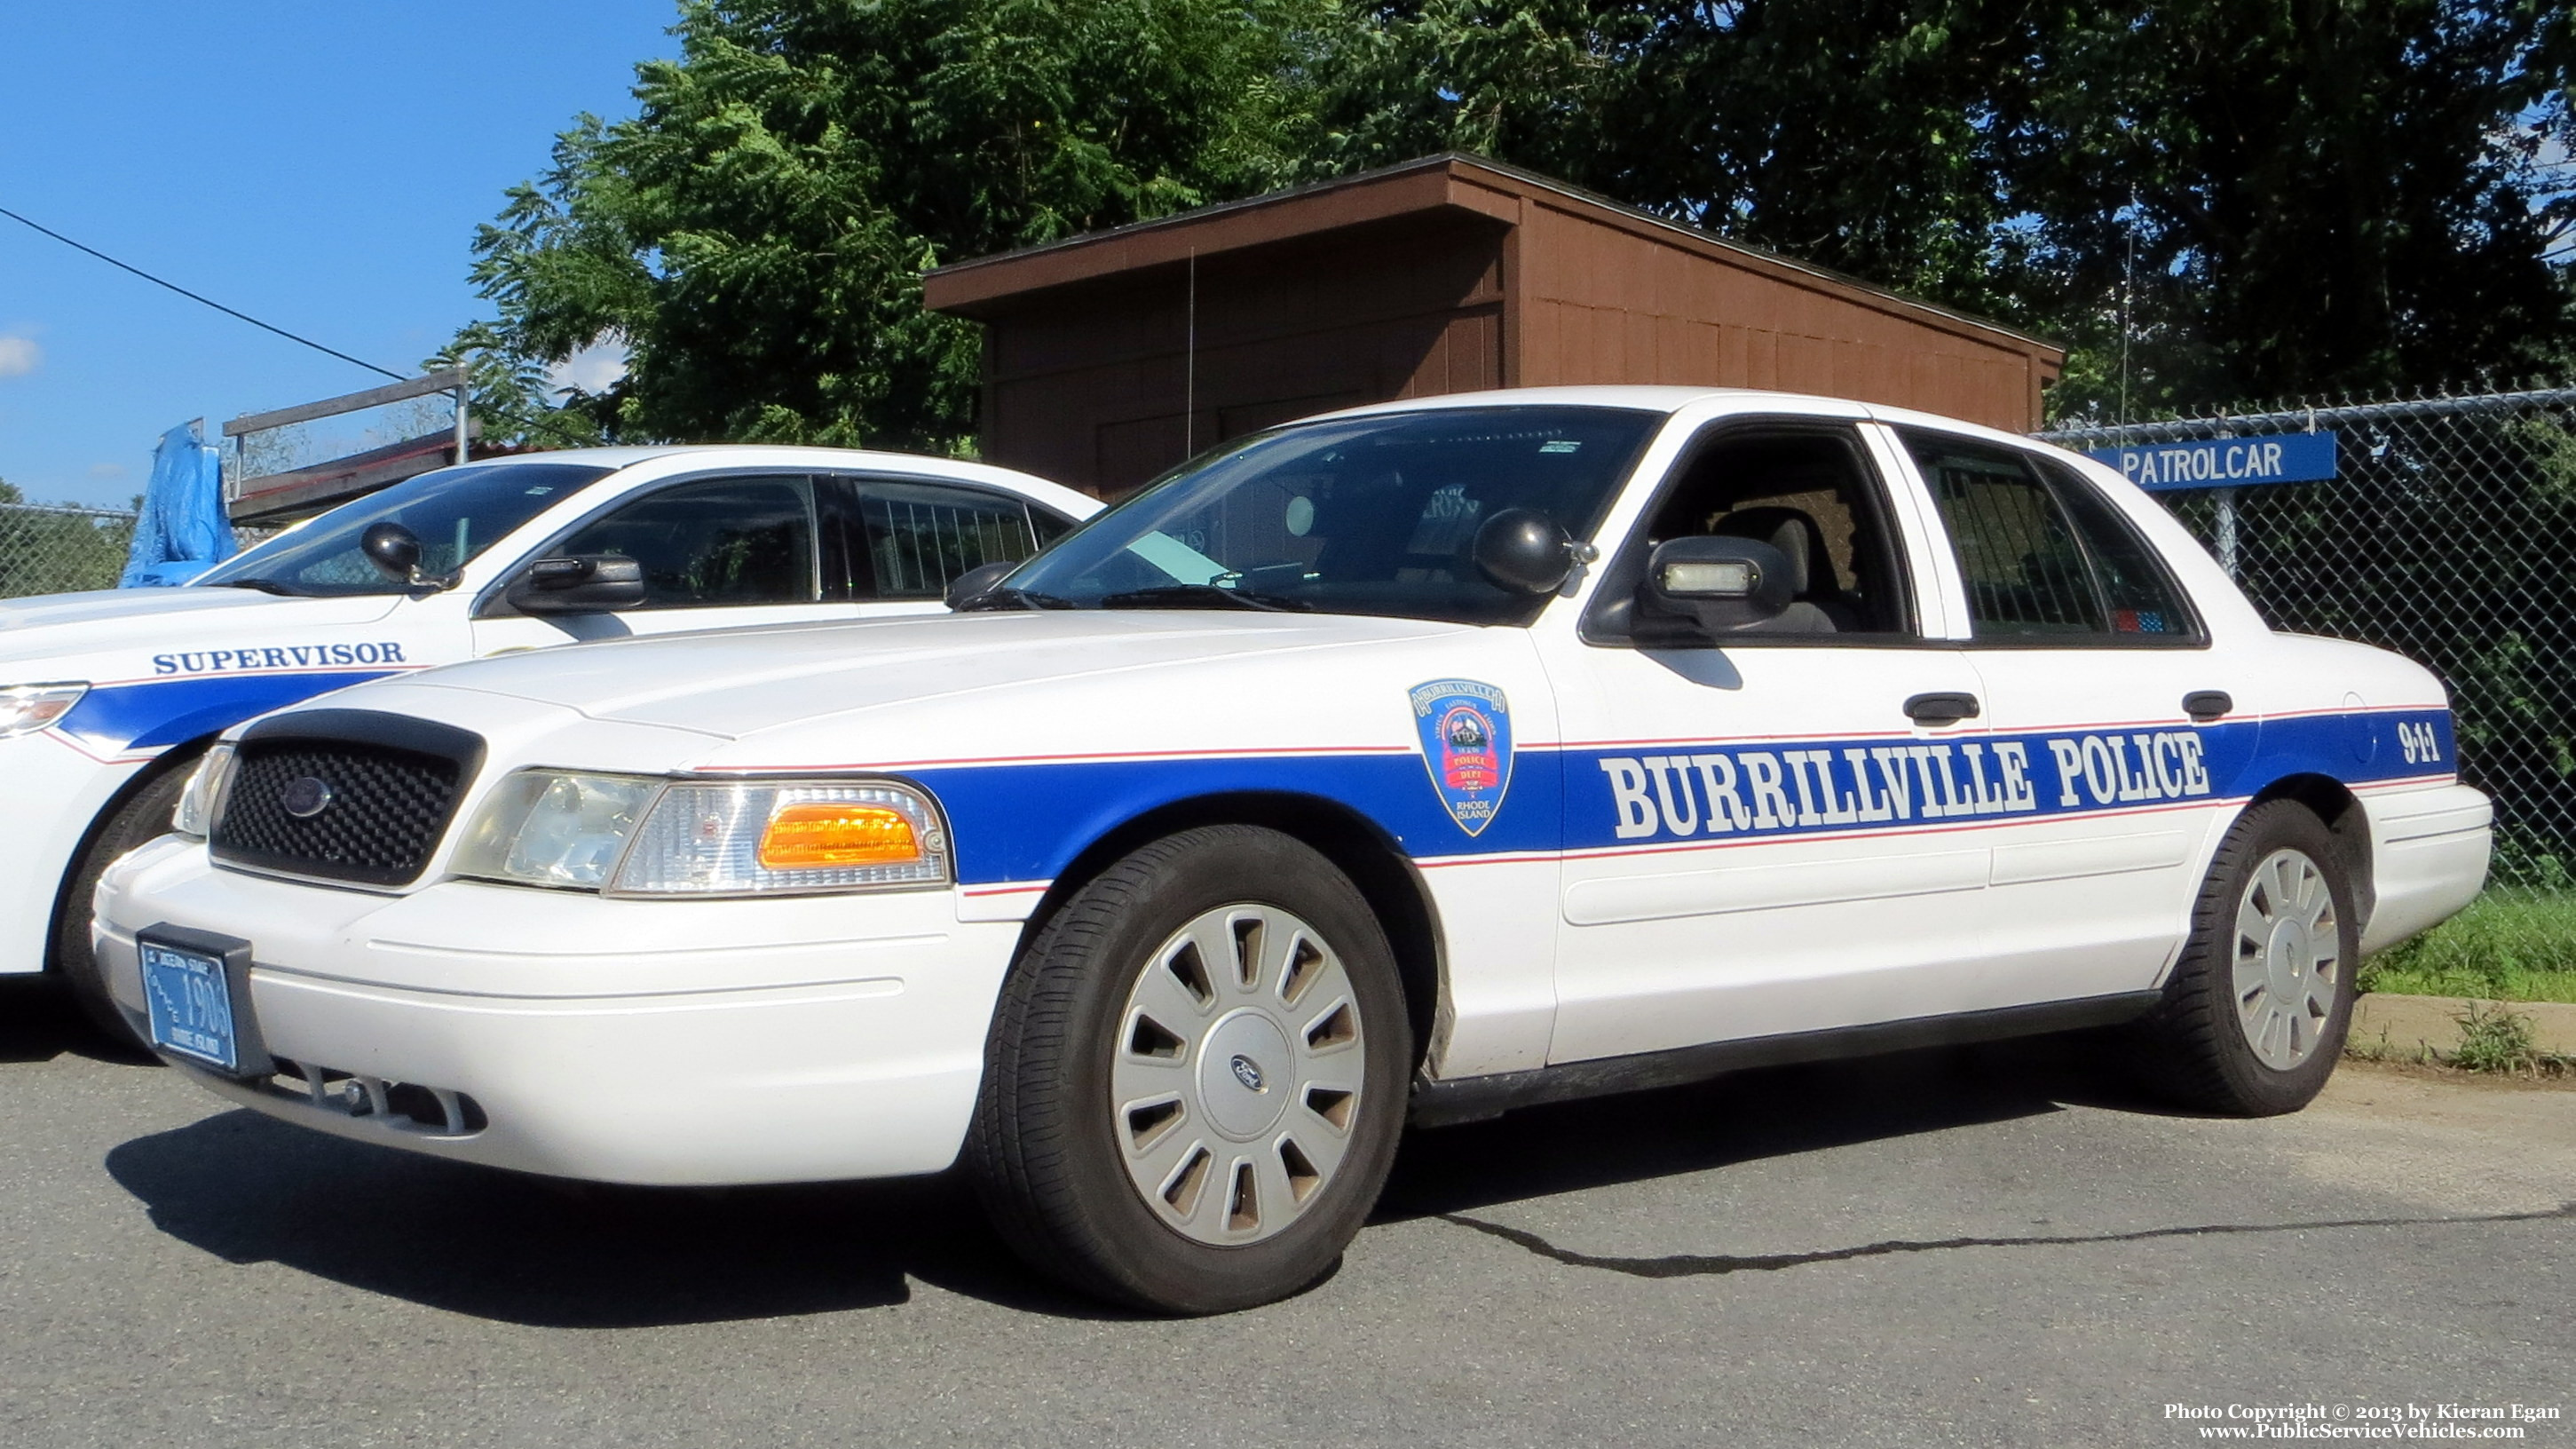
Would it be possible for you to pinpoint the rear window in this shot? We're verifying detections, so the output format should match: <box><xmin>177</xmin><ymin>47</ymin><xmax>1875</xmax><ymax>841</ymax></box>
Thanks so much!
<box><xmin>1905</xmin><ymin>432</ymin><xmax>2201</xmax><ymax>644</ymax></box>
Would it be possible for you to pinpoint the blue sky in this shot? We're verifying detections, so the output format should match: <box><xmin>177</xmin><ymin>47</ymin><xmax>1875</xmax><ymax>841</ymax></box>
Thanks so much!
<box><xmin>0</xmin><ymin>3</ymin><xmax>678</xmax><ymax>508</ymax></box>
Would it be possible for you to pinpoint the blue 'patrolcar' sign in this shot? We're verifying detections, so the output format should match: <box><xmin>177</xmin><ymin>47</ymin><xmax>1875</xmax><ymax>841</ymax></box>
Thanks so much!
<box><xmin>2084</xmin><ymin>431</ymin><xmax>2337</xmax><ymax>492</ymax></box>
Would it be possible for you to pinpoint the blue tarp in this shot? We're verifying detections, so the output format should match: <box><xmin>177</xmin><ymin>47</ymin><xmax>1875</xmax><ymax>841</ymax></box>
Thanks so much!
<box><xmin>120</xmin><ymin>421</ymin><xmax>235</xmax><ymax>587</ymax></box>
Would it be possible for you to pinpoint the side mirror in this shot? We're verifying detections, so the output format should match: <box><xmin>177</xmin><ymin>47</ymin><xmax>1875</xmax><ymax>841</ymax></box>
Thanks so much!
<box><xmin>1472</xmin><ymin>509</ymin><xmax>1592</xmax><ymax>596</ymax></box>
<box><xmin>361</xmin><ymin>522</ymin><xmax>425</xmax><ymax>582</ymax></box>
<box><xmin>1635</xmin><ymin>535</ymin><xmax>1794</xmax><ymax>637</ymax></box>
<box><xmin>504</xmin><ymin>554</ymin><xmax>647</xmax><ymax>616</ymax></box>
<box><xmin>945</xmin><ymin>559</ymin><xmax>1017</xmax><ymax>610</ymax></box>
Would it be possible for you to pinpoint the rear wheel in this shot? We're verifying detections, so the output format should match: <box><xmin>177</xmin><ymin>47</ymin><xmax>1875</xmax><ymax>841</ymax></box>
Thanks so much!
<box><xmin>51</xmin><ymin>760</ymin><xmax>195</xmax><ymax>1049</ymax></box>
<box><xmin>968</xmin><ymin>825</ymin><xmax>1410</xmax><ymax>1314</ymax></box>
<box><xmin>2131</xmin><ymin>800</ymin><xmax>2359</xmax><ymax>1115</ymax></box>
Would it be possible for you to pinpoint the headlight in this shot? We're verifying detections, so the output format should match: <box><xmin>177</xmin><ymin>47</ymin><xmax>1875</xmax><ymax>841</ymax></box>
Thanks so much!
<box><xmin>454</xmin><ymin>772</ymin><xmax>950</xmax><ymax>896</ymax></box>
<box><xmin>453</xmin><ymin>772</ymin><xmax>660</xmax><ymax>890</ymax></box>
<box><xmin>0</xmin><ymin>683</ymin><xmax>86</xmax><ymax>738</ymax></box>
<box><xmin>614</xmin><ymin>780</ymin><xmax>950</xmax><ymax>895</ymax></box>
<box><xmin>170</xmin><ymin>743</ymin><xmax>239</xmax><ymax>840</ymax></box>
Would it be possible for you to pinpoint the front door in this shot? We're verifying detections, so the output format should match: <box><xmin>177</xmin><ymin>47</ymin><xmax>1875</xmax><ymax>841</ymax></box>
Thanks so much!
<box><xmin>1538</xmin><ymin>416</ymin><xmax>2004</xmax><ymax>1065</ymax></box>
<box><xmin>471</xmin><ymin>473</ymin><xmax>854</xmax><ymax>656</ymax></box>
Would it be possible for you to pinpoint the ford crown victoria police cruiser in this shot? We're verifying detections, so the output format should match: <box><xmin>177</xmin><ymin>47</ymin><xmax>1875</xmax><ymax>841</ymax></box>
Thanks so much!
<box><xmin>3</xmin><ymin>446</ymin><xmax>1093</xmax><ymax>1038</ymax></box>
<box><xmin>95</xmin><ymin>388</ymin><xmax>2492</xmax><ymax>1314</ymax></box>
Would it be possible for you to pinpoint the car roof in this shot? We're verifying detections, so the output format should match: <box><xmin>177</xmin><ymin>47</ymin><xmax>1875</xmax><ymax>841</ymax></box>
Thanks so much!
<box><xmin>472</xmin><ymin>444</ymin><xmax>996</xmax><ymax>471</ymax></box>
<box><xmin>1313</xmin><ymin>385</ymin><xmax>1816</xmax><ymax>421</ymax></box>
<box><xmin>454</xmin><ymin>444</ymin><xmax>1101</xmax><ymax>517</ymax></box>
<box><xmin>1299</xmin><ymin>385</ymin><xmax>2077</xmax><ymax>464</ymax></box>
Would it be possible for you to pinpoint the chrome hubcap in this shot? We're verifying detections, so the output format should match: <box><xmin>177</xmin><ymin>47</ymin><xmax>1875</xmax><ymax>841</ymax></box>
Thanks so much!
<box><xmin>2231</xmin><ymin>848</ymin><xmax>2341</xmax><ymax>1070</ymax></box>
<box><xmin>1110</xmin><ymin>903</ymin><xmax>1366</xmax><ymax>1246</ymax></box>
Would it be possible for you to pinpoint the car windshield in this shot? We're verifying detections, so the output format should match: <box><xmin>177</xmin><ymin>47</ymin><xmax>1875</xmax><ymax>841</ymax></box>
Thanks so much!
<box><xmin>196</xmin><ymin>462</ymin><xmax>619</xmax><ymax>596</ymax></box>
<box><xmin>1000</xmin><ymin>406</ymin><xmax>1663</xmax><ymax>625</ymax></box>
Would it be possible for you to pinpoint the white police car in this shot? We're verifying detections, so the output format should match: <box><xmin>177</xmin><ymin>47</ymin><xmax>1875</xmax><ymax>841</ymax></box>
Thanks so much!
<box><xmin>3</xmin><ymin>447</ymin><xmax>1094</xmax><ymax>1037</ymax></box>
<box><xmin>94</xmin><ymin>388</ymin><xmax>2491</xmax><ymax>1314</ymax></box>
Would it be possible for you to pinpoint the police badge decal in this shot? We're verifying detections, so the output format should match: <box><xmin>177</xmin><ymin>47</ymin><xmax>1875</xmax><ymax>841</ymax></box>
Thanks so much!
<box><xmin>1409</xmin><ymin>678</ymin><xmax>1513</xmax><ymax>835</ymax></box>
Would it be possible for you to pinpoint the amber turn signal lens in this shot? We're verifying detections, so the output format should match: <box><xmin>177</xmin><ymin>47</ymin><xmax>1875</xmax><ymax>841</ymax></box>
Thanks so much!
<box><xmin>757</xmin><ymin>802</ymin><xmax>921</xmax><ymax>868</ymax></box>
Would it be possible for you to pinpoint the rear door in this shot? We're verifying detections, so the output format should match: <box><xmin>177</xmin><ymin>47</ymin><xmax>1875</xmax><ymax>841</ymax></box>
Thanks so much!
<box><xmin>1891</xmin><ymin>426</ymin><xmax>2244</xmax><ymax>1001</ymax></box>
<box><xmin>818</xmin><ymin>476</ymin><xmax>1062</xmax><ymax>612</ymax></box>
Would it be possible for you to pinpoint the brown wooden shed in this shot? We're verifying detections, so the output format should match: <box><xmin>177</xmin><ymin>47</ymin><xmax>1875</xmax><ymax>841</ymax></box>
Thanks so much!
<box><xmin>923</xmin><ymin>154</ymin><xmax>2062</xmax><ymax>498</ymax></box>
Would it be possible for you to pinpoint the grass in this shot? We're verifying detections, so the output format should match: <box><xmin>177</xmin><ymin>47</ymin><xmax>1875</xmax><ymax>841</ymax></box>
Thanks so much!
<box><xmin>2447</xmin><ymin>1002</ymin><xmax>2553</xmax><ymax>1073</ymax></box>
<box><xmin>2357</xmin><ymin>891</ymin><xmax>2576</xmax><ymax>1004</ymax></box>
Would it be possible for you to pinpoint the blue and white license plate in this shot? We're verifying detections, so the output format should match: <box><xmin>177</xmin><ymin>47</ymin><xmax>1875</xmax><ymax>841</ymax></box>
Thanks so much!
<box><xmin>141</xmin><ymin>938</ymin><xmax>240</xmax><ymax>1073</ymax></box>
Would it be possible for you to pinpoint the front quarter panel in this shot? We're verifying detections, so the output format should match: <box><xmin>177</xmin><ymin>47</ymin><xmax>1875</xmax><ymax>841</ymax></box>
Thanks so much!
<box><xmin>702</xmin><ymin>625</ymin><xmax>1571</xmax><ymax>1078</ymax></box>
<box><xmin>0</xmin><ymin>594</ymin><xmax>446</xmax><ymax>977</ymax></box>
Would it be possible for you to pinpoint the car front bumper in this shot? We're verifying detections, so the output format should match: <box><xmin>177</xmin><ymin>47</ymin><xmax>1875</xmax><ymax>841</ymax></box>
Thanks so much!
<box><xmin>94</xmin><ymin>837</ymin><xmax>1019</xmax><ymax>1185</ymax></box>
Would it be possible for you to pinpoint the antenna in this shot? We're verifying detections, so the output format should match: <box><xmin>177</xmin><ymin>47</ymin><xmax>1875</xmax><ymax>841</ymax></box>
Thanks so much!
<box><xmin>1184</xmin><ymin>249</ymin><xmax>1197</xmax><ymax>457</ymax></box>
<box><xmin>2119</xmin><ymin>187</ymin><xmax>2137</xmax><ymax>426</ymax></box>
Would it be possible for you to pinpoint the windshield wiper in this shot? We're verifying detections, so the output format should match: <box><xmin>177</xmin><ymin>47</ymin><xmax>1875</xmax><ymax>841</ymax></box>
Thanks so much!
<box><xmin>953</xmin><ymin>585</ymin><xmax>1079</xmax><ymax>612</ymax></box>
<box><xmin>1099</xmin><ymin>583</ymin><xmax>1310</xmax><ymax>613</ymax></box>
<box><xmin>208</xmin><ymin>577</ymin><xmax>320</xmax><ymax>597</ymax></box>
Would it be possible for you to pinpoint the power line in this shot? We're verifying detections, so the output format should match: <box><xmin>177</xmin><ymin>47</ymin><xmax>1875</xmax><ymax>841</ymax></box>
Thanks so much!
<box><xmin>0</xmin><ymin>202</ymin><xmax>407</xmax><ymax>382</ymax></box>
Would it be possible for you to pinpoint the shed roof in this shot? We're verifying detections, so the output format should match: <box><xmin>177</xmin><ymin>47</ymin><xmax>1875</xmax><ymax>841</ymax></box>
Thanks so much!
<box><xmin>922</xmin><ymin>153</ymin><xmax>2057</xmax><ymax>358</ymax></box>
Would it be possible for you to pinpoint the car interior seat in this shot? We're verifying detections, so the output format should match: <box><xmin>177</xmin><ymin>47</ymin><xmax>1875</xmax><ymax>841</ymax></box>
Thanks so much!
<box><xmin>1711</xmin><ymin>505</ymin><xmax>1860</xmax><ymax>632</ymax></box>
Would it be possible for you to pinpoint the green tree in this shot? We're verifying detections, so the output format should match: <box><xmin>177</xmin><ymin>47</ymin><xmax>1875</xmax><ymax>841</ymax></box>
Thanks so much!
<box><xmin>1309</xmin><ymin>2</ymin><xmax>2574</xmax><ymax>416</ymax></box>
<box><xmin>2031</xmin><ymin>0</ymin><xmax>2576</xmax><ymax>419</ymax></box>
<box><xmin>1301</xmin><ymin>2</ymin><xmax>1656</xmax><ymax>192</ymax></box>
<box><xmin>1308</xmin><ymin>3</ymin><xmax>2062</xmax><ymax>329</ymax></box>
<box><xmin>462</xmin><ymin>0</ymin><xmax>1326</xmax><ymax>451</ymax></box>
<box><xmin>462</xmin><ymin>1</ymin><xmax>2573</xmax><ymax>442</ymax></box>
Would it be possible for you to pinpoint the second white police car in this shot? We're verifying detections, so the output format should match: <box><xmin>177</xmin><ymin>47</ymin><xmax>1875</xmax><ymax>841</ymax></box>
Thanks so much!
<box><xmin>96</xmin><ymin>387</ymin><xmax>2492</xmax><ymax>1314</ymax></box>
<box><xmin>1</xmin><ymin>446</ymin><xmax>1093</xmax><ymax>1038</ymax></box>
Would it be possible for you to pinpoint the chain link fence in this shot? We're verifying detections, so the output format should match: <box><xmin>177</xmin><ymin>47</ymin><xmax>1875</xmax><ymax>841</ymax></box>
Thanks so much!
<box><xmin>0</xmin><ymin>504</ymin><xmax>286</xmax><ymax>599</ymax></box>
<box><xmin>0</xmin><ymin>503</ymin><xmax>137</xmax><ymax>599</ymax></box>
<box><xmin>2043</xmin><ymin>386</ymin><xmax>2576</xmax><ymax>994</ymax></box>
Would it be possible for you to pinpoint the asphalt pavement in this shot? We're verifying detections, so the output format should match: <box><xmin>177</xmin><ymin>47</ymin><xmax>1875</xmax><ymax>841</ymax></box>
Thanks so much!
<box><xmin>3</xmin><ymin>975</ymin><xmax>2568</xmax><ymax>1448</ymax></box>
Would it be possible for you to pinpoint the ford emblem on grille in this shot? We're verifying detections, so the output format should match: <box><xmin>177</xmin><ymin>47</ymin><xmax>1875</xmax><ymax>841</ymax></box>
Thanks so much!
<box><xmin>281</xmin><ymin>776</ymin><xmax>336</xmax><ymax>820</ymax></box>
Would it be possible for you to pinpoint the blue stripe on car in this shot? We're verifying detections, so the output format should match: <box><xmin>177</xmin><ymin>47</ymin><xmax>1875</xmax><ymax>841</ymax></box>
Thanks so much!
<box><xmin>56</xmin><ymin>671</ymin><xmax>402</xmax><ymax>755</ymax></box>
<box><xmin>909</xmin><ymin>709</ymin><xmax>2453</xmax><ymax>887</ymax></box>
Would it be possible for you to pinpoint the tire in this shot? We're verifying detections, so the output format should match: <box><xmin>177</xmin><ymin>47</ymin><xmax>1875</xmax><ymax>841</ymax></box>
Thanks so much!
<box><xmin>2130</xmin><ymin>799</ymin><xmax>2360</xmax><ymax>1115</ymax></box>
<box><xmin>967</xmin><ymin>825</ymin><xmax>1412</xmax><ymax>1315</ymax></box>
<box><xmin>51</xmin><ymin>757</ymin><xmax>196</xmax><ymax>1049</ymax></box>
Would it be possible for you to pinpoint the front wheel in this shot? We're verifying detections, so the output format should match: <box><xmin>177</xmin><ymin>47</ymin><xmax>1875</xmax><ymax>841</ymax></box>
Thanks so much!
<box><xmin>53</xmin><ymin>759</ymin><xmax>196</xmax><ymax>1049</ymax></box>
<box><xmin>967</xmin><ymin>825</ymin><xmax>1411</xmax><ymax>1314</ymax></box>
<box><xmin>2130</xmin><ymin>800</ymin><xmax>2360</xmax><ymax>1115</ymax></box>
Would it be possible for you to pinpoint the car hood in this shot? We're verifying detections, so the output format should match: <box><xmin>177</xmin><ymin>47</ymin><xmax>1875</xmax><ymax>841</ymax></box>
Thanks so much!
<box><xmin>407</xmin><ymin>610</ymin><xmax>1477</xmax><ymax>748</ymax></box>
<box><xmin>0</xmin><ymin>587</ymin><xmax>403</xmax><ymax>675</ymax></box>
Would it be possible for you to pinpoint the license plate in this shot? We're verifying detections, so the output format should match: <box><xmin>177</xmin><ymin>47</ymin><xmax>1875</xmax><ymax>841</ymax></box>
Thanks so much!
<box><xmin>141</xmin><ymin>938</ymin><xmax>241</xmax><ymax>1073</ymax></box>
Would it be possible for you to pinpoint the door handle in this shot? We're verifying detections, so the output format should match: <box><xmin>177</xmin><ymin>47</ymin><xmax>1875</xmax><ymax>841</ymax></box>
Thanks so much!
<box><xmin>2183</xmin><ymin>690</ymin><xmax>2233</xmax><ymax>721</ymax></box>
<box><xmin>1904</xmin><ymin>692</ymin><xmax>1981</xmax><ymax>725</ymax></box>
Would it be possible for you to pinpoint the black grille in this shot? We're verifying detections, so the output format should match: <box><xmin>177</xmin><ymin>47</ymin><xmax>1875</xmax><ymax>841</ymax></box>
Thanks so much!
<box><xmin>211</xmin><ymin>710</ymin><xmax>484</xmax><ymax>887</ymax></box>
